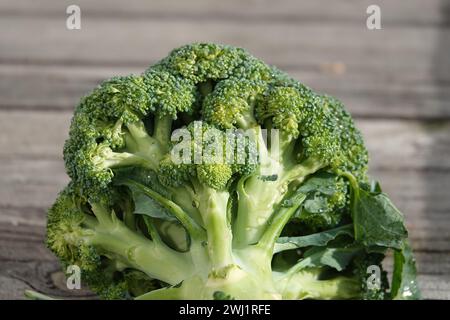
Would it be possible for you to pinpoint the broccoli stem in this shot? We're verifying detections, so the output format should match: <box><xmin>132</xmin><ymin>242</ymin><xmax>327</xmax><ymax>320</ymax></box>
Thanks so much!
<box><xmin>24</xmin><ymin>290</ymin><xmax>57</xmax><ymax>300</ymax></box>
<box><xmin>121</xmin><ymin>196</ymin><xmax>135</xmax><ymax>230</ymax></box>
<box><xmin>153</xmin><ymin>114</ymin><xmax>173</xmax><ymax>147</ymax></box>
<box><xmin>101</xmin><ymin>150</ymin><xmax>153</xmax><ymax>169</ymax></box>
<box><xmin>280</xmin><ymin>157</ymin><xmax>325</xmax><ymax>187</ymax></box>
<box><xmin>171</xmin><ymin>185</ymin><xmax>205</xmax><ymax>227</ymax></box>
<box><xmin>88</xmin><ymin>203</ymin><xmax>194</xmax><ymax>285</ymax></box>
<box><xmin>142</xmin><ymin>216</ymin><xmax>163</xmax><ymax>243</ymax></box>
<box><xmin>125</xmin><ymin>120</ymin><xmax>166</xmax><ymax>169</ymax></box>
<box><xmin>336</xmin><ymin>170</ymin><xmax>361</xmax><ymax>239</ymax></box>
<box><xmin>256</xmin><ymin>193</ymin><xmax>306</xmax><ymax>254</ymax></box>
<box><xmin>273</xmin><ymin>269</ymin><xmax>361</xmax><ymax>300</ymax></box>
<box><xmin>234</xmin><ymin>158</ymin><xmax>322</xmax><ymax>248</ymax></box>
<box><xmin>126</xmin><ymin>121</ymin><xmax>158</xmax><ymax>151</ymax></box>
<box><xmin>233</xmin><ymin>126</ymin><xmax>286</xmax><ymax>247</ymax></box>
<box><xmin>196</xmin><ymin>185</ymin><xmax>233</xmax><ymax>269</ymax></box>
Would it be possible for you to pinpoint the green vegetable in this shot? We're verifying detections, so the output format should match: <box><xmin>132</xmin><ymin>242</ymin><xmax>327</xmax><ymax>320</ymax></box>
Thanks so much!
<box><xmin>45</xmin><ymin>43</ymin><xmax>419</xmax><ymax>300</ymax></box>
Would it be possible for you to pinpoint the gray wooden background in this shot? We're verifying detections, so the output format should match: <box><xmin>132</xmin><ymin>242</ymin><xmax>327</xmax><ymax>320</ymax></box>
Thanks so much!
<box><xmin>0</xmin><ymin>0</ymin><xmax>449</xmax><ymax>299</ymax></box>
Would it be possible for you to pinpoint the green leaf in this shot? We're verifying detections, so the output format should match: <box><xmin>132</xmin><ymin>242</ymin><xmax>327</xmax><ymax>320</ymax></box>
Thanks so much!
<box><xmin>353</xmin><ymin>189</ymin><xmax>408</xmax><ymax>249</ymax></box>
<box><xmin>303</xmin><ymin>197</ymin><xmax>329</xmax><ymax>214</ymax></box>
<box><xmin>290</xmin><ymin>171</ymin><xmax>348</xmax><ymax>231</ymax></box>
<box><xmin>296</xmin><ymin>245</ymin><xmax>362</xmax><ymax>271</ymax></box>
<box><xmin>297</xmin><ymin>171</ymin><xmax>339</xmax><ymax>195</ymax></box>
<box><xmin>129</xmin><ymin>185</ymin><xmax>176</xmax><ymax>221</ymax></box>
<box><xmin>275</xmin><ymin>224</ymin><xmax>353</xmax><ymax>253</ymax></box>
<box><xmin>114</xmin><ymin>167</ymin><xmax>172</xmax><ymax>198</ymax></box>
<box><xmin>390</xmin><ymin>240</ymin><xmax>421</xmax><ymax>300</ymax></box>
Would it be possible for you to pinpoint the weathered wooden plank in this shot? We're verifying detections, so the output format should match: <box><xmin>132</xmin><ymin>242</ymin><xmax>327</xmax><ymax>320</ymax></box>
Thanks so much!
<box><xmin>0</xmin><ymin>64</ymin><xmax>140</xmax><ymax>111</ymax></box>
<box><xmin>1</xmin><ymin>64</ymin><xmax>449</xmax><ymax>119</ymax></box>
<box><xmin>0</xmin><ymin>17</ymin><xmax>447</xmax><ymax>80</ymax></box>
<box><xmin>0</xmin><ymin>0</ymin><xmax>444</xmax><ymax>26</ymax></box>
<box><xmin>0</xmin><ymin>111</ymin><xmax>70</xmax><ymax>160</ymax></box>
<box><xmin>0</xmin><ymin>159</ymin><xmax>67</xmax><ymax>208</ymax></box>
<box><xmin>363</xmin><ymin>121</ymin><xmax>450</xmax><ymax>171</ymax></box>
<box><xmin>0</xmin><ymin>261</ymin><xmax>96</xmax><ymax>300</ymax></box>
<box><xmin>417</xmin><ymin>275</ymin><xmax>450</xmax><ymax>299</ymax></box>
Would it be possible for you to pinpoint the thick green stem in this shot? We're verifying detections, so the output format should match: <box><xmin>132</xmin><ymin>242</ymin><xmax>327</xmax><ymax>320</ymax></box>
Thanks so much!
<box><xmin>126</xmin><ymin>120</ymin><xmax>164</xmax><ymax>169</ymax></box>
<box><xmin>153</xmin><ymin>114</ymin><xmax>173</xmax><ymax>147</ymax></box>
<box><xmin>336</xmin><ymin>170</ymin><xmax>361</xmax><ymax>239</ymax></box>
<box><xmin>257</xmin><ymin>193</ymin><xmax>306</xmax><ymax>253</ymax></box>
<box><xmin>233</xmin><ymin>127</ymin><xmax>286</xmax><ymax>247</ymax></box>
<box><xmin>171</xmin><ymin>185</ymin><xmax>205</xmax><ymax>228</ymax></box>
<box><xmin>89</xmin><ymin>205</ymin><xmax>194</xmax><ymax>285</ymax></box>
<box><xmin>102</xmin><ymin>151</ymin><xmax>154</xmax><ymax>169</ymax></box>
<box><xmin>233</xmin><ymin>127</ymin><xmax>325</xmax><ymax>248</ymax></box>
<box><xmin>280</xmin><ymin>157</ymin><xmax>325</xmax><ymax>186</ymax></box>
<box><xmin>234</xmin><ymin>177</ymin><xmax>284</xmax><ymax>248</ymax></box>
<box><xmin>273</xmin><ymin>269</ymin><xmax>360</xmax><ymax>300</ymax></box>
<box><xmin>234</xmin><ymin>160</ymin><xmax>320</xmax><ymax>248</ymax></box>
<box><xmin>196</xmin><ymin>186</ymin><xmax>233</xmax><ymax>270</ymax></box>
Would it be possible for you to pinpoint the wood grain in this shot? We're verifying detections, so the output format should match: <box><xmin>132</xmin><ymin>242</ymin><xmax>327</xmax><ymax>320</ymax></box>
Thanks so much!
<box><xmin>0</xmin><ymin>0</ymin><xmax>448</xmax><ymax>300</ymax></box>
<box><xmin>0</xmin><ymin>0</ymin><xmax>444</xmax><ymax>26</ymax></box>
<box><xmin>1</xmin><ymin>17</ymin><xmax>445</xmax><ymax>73</ymax></box>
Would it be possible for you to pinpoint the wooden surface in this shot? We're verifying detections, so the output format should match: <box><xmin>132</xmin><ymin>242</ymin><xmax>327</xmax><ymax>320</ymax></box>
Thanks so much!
<box><xmin>0</xmin><ymin>0</ymin><xmax>449</xmax><ymax>299</ymax></box>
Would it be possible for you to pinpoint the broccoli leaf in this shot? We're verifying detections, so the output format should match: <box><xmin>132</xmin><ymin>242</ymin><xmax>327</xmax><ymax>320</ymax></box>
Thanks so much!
<box><xmin>296</xmin><ymin>245</ymin><xmax>362</xmax><ymax>271</ymax></box>
<box><xmin>390</xmin><ymin>240</ymin><xmax>421</xmax><ymax>300</ymax></box>
<box><xmin>275</xmin><ymin>224</ymin><xmax>353</xmax><ymax>253</ymax></box>
<box><xmin>352</xmin><ymin>188</ymin><xmax>408</xmax><ymax>249</ymax></box>
<box><xmin>296</xmin><ymin>171</ymin><xmax>339</xmax><ymax>195</ymax></box>
<box><xmin>129</xmin><ymin>185</ymin><xmax>176</xmax><ymax>221</ymax></box>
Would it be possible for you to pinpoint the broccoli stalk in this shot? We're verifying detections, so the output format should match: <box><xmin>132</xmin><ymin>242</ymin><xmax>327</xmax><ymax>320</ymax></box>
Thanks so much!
<box><xmin>273</xmin><ymin>268</ymin><xmax>361</xmax><ymax>300</ymax></box>
<box><xmin>194</xmin><ymin>184</ymin><xmax>233</xmax><ymax>269</ymax></box>
<box><xmin>233</xmin><ymin>137</ymin><xmax>325</xmax><ymax>247</ymax></box>
<box><xmin>47</xmin><ymin>189</ymin><xmax>194</xmax><ymax>286</ymax></box>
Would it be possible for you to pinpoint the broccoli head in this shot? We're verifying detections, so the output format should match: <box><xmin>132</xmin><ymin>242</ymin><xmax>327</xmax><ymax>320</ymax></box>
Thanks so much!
<box><xmin>46</xmin><ymin>43</ymin><xmax>419</xmax><ymax>300</ymax></box>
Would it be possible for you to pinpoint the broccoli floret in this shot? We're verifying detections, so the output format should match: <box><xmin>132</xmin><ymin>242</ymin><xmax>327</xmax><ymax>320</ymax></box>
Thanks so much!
<box><xmin>291</xmin><ymin>171</ymin><xmax>349</xmax><ymax>232</ymax></box>
<box><xmin>45</xmin><ymin>43</ymin><xmax>418</xmax><ymax>300</ymax></box>
<box><xmin>350</xmin><ymin>253</ymin><xmax>389</xmax><ymax>300</ymax></box>
<box><xmin>46</xmin><ymin>185</ymin><xmax>195</xmax><ymax>298</ymax></box>
<box><xmin>202</xmin><ymin>78</ymin><xmax>266</xmax><ymax>130</ymax></box>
